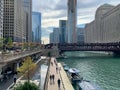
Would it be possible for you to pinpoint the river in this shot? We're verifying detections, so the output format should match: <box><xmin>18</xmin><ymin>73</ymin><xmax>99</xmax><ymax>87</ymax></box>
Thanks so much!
<box><xmin>58</xmin><ymin>51</ymin><xmax>120</xmax><ymax>90</ymax></box>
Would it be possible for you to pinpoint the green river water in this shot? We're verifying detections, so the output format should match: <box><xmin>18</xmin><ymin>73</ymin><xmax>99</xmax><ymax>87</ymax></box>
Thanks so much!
<box><xmin>58</xmin><ymin>51</ymin><xmax>120</xmax><ymax>90</ymax></box>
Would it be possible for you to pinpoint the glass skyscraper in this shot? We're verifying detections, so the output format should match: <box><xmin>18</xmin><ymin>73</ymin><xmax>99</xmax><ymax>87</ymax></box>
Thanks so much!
<box><xmin>0</xmin><ymin>0</ymin><xmax>3</xmax><ymax>38</ymax></box>
<box><xmin>32</xmin><ymin>12</ymin><xmax>41</xmax><ymax>44</ymax></box>
<box><xmin>67</xmin><ymin>0</ymin><xmax>77</xmax><ymax>43</ymax></box>
<box><xmin>59</xmin><ymin>20</ymin><xmax>67</xmax><ymax>43</ymax></box>
<box><xmin>23</xmin><ymin>0</ymin><xmax>32</xmax><ymax>42</ymax></box>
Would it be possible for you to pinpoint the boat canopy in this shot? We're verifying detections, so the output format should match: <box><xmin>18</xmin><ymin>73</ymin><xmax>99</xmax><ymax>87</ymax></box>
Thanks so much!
<box><xmin>68</xmin><ymin>68</ymin><xmax>80</xmax><ymax>73</ymax></box>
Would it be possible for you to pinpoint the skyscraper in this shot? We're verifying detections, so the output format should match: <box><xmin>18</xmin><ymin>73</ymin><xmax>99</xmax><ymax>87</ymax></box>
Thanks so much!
<box><xmin>77</xmin><ymin>28</ymin><xmax>84</xmax><ymax>43</ymax></box>
<box><xmin>32</xmin><ymin>12</ymin><xmax>41</xmax><ymax>44</ymax></box>
<box><xmin>53</xmin><ymin>28</ymin><xmax>60</xmax><ymax>43</ymax></box>
<box><xmin>67</xmin><ymin>0</ymin><xmax>77</xmax><ymax>43</ymax></box>
<box><xmin>50</xmin><ymin>33</ymin><xmax>54</xmax><ymax>43</ymax></box>
<box><xmin>3</xmin><ymin>0</ymin><xmax>25</xmax><ymax>42</ymax></box>
<box><xmin>0</xmin><ymin>0</ymin><xmax>3</xmax><ymax>38</ymax></box>
<box><xmin>23</xmin><ymin>0</ymin><xmax>32</xmax><ymax>42</ymax></box>
<box><xmin>59</xmin><ymin>20</ymin><xmax>67</xmax><ymax>43</ymax></box>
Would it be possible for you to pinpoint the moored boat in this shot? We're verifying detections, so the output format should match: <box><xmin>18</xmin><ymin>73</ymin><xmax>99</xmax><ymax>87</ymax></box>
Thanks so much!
<box><xmin>62</xmin><ymin>63</ymin><xmax>101</xmax><ymax>90</ymax></box>
<box><xmin>68</xmin><ymin>68</ymin><xmax>83</xmax><ymax>83</ymax></box>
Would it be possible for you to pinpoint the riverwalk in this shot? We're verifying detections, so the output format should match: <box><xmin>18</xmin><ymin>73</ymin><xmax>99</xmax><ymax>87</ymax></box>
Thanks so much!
<box><xmin>46</xmin><ymin>57</ymin><xmax>74</xmax><ymax>90</ymax></box>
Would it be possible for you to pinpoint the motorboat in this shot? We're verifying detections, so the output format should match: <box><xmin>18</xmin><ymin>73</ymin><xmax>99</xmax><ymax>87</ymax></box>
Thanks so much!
<box><xmin>61</xmin><ymin>63</ymin><xmax>100</xmax><ymax>90</ymax></box>
<box><xmin>68</xmin><ymin>68</ymin><xmax>83</xmax><ymax>83</ymax></box>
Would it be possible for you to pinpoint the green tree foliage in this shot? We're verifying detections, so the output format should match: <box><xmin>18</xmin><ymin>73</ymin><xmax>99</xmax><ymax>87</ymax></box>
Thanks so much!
<box><xmin>0</xmin><ymin>38</ymin><xmax>6</xmax><ymax>51</ymax></box>
<box><xmin>14</xmin><ymin>81</ymin><xmax>39</xmax><ymax>90</ymax></box>
<box><xmin>22</xmin><ymin>42</ymin><xmax>28</xmax><ymax>50</ymax></box>
<box><xmin>17</xmin><ymin>57</ymin><xmax>36</xmax><ymax>81</ymax></box>
<box><xmin>7</xmin><ymin>37</ymin><xmax>13</xmax><ymax>49</ymax></box>
<box><xmin>47</xmin><ymin>52</ymin><xmax>51</xmax><ymax>57</ymax></box>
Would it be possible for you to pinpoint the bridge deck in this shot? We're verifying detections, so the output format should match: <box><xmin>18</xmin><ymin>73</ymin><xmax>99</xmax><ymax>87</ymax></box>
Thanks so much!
<box><xmin>0</xmin><ymin>50</ymin><xmax>41</xmax><ymax>63</ymax></box>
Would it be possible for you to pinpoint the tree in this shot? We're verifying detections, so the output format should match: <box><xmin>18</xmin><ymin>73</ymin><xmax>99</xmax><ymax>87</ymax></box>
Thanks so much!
<box><xmin>0</xmin><ymin>37</ymin><xmax>6</xmax><ymax>51</ymax></box>
<box><xmin>17</xmin><ymin>57</ymin><xmax>36</xmax><ymax>82</ymax></box>
<box><xmin>6</xmin><ymin>37</ymin><xmax>13</xmax><ymax>49</ymax></box>
<box><xmin>22</xmin><ymin>42</ymin><xmax>28</xmax><ymax>50</ymax></box>
<box><xmin>14</xmin><ymin>81</ymin><xmax>39</xmax><ymax>90</ymax></box>
<box><xmin>47</xmin><ymin>51</ymin><xmax>51</xmax><ymax>57</ymax></box>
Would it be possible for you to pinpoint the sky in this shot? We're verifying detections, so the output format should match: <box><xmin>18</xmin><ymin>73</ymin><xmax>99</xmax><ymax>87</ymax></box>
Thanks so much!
<box><xmin>32</xmin><ymin>0</ymin><xmax>120</xmax><ymax>44</ymax></box>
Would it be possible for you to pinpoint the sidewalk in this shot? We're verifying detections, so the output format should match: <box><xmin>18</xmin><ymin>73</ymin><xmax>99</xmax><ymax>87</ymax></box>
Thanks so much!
<box><xmin>0</xmin><ymin>75</ymin><xmax>14</xmax><ymax>90</ymax></box>
<box><xmin>47</xmin><ymin>58</ymin><xmax>64</xmax><ymax>90</ymax></box>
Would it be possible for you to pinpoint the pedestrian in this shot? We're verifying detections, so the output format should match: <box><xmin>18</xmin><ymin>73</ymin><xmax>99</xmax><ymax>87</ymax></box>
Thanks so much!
<box><xmin>51</xmin><ymin>61</ymin><xmax>53</xmax><ymax>66</ymax></box>
<box><xmin>54</xmin><ymin>59</ymin><xmax>56</xmax><ymax>64</ymax></box>
<box><xmin>13</xmin><ymin>74</ymin><xmax>17</xmax><ymax>84</ymax></box>
<box><xmin>57</xmin><ymin>78</ymin><xmax>61</xmax><ymax>89</ymax></box>
<box><xmin>56</xmin><ymin>67</ymin><xmax>58</xmax><ymax>74</ymax></box>
<box><xmin>52</xmin><ymin>74</ymin><xmax>55</xmax><ymax>84</ymax></box>
<box><xmin>50</xmin><ymin>75</ymin><xmax>52</xmax><ymax>84</ymax></box>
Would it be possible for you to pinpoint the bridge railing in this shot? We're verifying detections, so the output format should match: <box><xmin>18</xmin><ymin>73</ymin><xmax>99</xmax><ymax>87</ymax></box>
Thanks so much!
<box><xmin>58</xmin><ymin>43</ymin><xmax>120</xmax><ymax>52</ymax></box>
<box><xmin>0</xmin><ymin>49</ymin><xmax>41</xmax><ymax>62</ymax></box>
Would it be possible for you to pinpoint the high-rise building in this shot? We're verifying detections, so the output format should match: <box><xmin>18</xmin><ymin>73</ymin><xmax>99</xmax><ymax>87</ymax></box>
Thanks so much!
<box><xmin>102</xmin><ymin>4</ymin><xmax>120</xmax><ymax>43</ymax></box>
<box><xmin>0</xmin><ymin>0</ymin><xmax>3</xmax><ymax>39</ymax></box>
<box><xmin>23</xmin><ymin>0</ymin><xmax>32</xmax><ymax>42</ymax></box>
<box><xmin>59</xmin><ymin>20</ymin><xmax>67</xmax><ymax>43</ymax></box>
<box><xmin>95</xmin><ymin>4</ymin><xmax>114</xmax><ymax>42</ymax></box>
<box><xmin>67</xmin><ymin>0</ymin><xmax>77</xmax><ymax>43</ymax></box>
<box><xmin>77</xmin><ymin>28</ymin><xmax>84</xmax><ymax>43</ymax></box>
<box><xmin>85</xmin><ymin>4</ymin><xmax>114</xmax><ymax>43</ymax></box>
<box><xmin>53</xmin><ymin>28</ymin><xmax>60</xmax><ymax>43</ymax></box>
<box><xmin>3</xmin><ymin>0</ymin><xmax>25</xmax><ymax>42</ymax></box>
<box><xmin>32</xmin><ymin>12</ymin><xmax>41</xmax><ymax>44</ymax></box>
<box><xmin>50</xmin><ymin>33</ymin><xmax>54</xmax><ymax>43</ymax></box>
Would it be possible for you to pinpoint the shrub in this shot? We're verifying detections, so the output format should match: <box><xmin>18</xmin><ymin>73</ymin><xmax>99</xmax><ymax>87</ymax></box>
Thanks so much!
<box><xmin>14</xmin><ymin>81</ymin><xmax>39</xmax><ymax>90</ymax></box>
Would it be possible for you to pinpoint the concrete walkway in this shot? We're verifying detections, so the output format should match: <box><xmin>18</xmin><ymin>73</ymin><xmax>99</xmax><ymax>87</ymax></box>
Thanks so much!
<box><xmin>47</xmin><ymin>58</ymin><xmax>64</xmax><ymax>90</ymax></box>
<box><xmin>58</xmin><ymin>63</ymin><xmax>74</xmax><ymax>90</ymax></box>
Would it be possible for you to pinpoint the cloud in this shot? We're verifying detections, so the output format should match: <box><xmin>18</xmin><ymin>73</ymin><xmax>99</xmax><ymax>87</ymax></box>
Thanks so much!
<box><xmin>41</xmin><ymin>37</ymin><xmax>49</xmax><ymax>44</ymax></box>
<box><xmin>33</xmin><ymin>0</ymin><xmax>120</xmax><ymax>43</ymax></box>
<box><xmin>42</xmin><ymin>27</ymin><xmax>54</xmax><ymax>37</ymax></box>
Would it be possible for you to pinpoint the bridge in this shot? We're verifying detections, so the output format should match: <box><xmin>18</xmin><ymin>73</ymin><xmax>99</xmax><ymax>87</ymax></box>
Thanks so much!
<box><xmin>45</xmin><ymin>43</ymin><xmax>120</xmax><ymax>54</ymax></box>
<box><xmin>0</xmin><ymin>48</ymin><xmax>52</xmax><ymax>75</ymax></box>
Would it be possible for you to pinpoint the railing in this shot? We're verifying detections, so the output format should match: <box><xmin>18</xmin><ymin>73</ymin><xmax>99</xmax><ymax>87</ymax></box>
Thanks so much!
<box><xmin>0</xmin><ymin>50</ymin><xmax>41</xmax><ymax>63</ymax></box>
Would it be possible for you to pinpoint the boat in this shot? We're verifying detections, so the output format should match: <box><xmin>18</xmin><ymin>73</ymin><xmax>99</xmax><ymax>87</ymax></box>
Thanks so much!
<box><xmin>78</xmin><ymin>80</ymin><xmax>101</xmax><ymax>90</ymax></box>
<box><xmin>62</xmin><ymin>63</ymin><xmax>70</xmax><ymax>71</ymax></box>
<box><xmin>62</xmin><ymin>63</ymin><xmax>101</xmax><ymax>90</ymax></box>
<box><xmin>57</xmin><ymin>54</ymin><xmax>68</xmax><ymax>59</ymax></box>
<box><xmin>67</xmin><ymin>68</ymin><xmax>83</xmax><ymax>83</ymax></box>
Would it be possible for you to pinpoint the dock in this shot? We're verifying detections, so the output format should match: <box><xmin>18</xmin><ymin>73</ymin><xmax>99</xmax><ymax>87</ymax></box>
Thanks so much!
<box><xmin>45</xmin><ymin>57</ymin><xmax>74</xmax><ymax>90</ymax></box>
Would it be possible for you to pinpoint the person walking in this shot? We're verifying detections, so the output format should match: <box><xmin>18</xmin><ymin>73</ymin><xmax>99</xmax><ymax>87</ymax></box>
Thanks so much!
<box><xmin>56</xmin><ymin>67</ymin><xmax>58</xmax><ymax>74</ymax></box>
<box><xmin>50</xmin><ymin>75</ymin><xmax>52</xmax><ymax>84</ymax></box>
<box><xmin>57</xmin><ymin>78</ymin><xmax>61</xmax><ymax>89</ymax></box>
<box><xmin>52</xmin><ymin>74</ymin><xmax>55</xmax><ymax>84</ymax></box>
<box><xmin>13</xmin><ymin>74</ymin><xmax>17</xmax><ymax>84</ymax></box>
